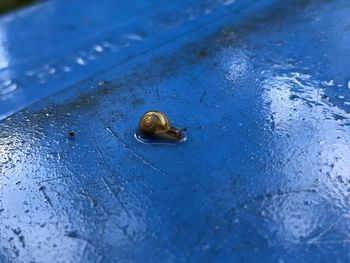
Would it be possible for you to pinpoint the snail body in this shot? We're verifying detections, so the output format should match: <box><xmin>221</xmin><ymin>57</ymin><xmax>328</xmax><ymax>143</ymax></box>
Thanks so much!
<box><xmin>139</xmin><ymin>111</ymin><xmax>183</xmax><ymax>141</ymax></box>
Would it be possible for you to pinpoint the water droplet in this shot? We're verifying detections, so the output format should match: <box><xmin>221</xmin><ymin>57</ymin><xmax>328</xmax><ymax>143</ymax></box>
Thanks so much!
<box><xmin>134</xmin><ymin>130</ymin><xmax>187</xmax><ymax>145</ymax></box>
<box><xmin>123</xmin><ymin>33</ymin><xmax>144</xmax><ymax>41</ymax></box>
<box><xmin>222</xmin><ymin>0</ymin><xmax>235</xmax><ymax>6</ymax></box>
<box><xmin>202</xmin><ymin>244</ymin><xmax>211</xmax><ymax>251</ymax></box>
<box><xmin>101</xmin><ymin>41</ymin><xmax>118</xmax><ymax>51</ymax></box>
<box><xmin>62</xmin><ymin>66</ymin><xmax>72</xmax><ymax>72</ymax></box>
<box><xmin>75</xmin><ymin>57</ymin><xmax>86</xmax><ymax>66</ymax></box>
<box><xmin>87</xmin><ymin>54</ymin><xmax>97</xmax><ymax>61</ymax></box>
<box><xmin>25</xmin><ymin>70</ymin><xmax>34</xmax><ymax>77</ymax></box>
<box><xmin>94</xmin><ymin>45</ymin><xmax>104</xmax><ymax>53</ymax></box>
<box><xmin>48</xmin><ymin>67</ymin><xmax>56</xmax><ymax>74</ymax></box>
<box><xmin>204</xmin><ymin>7</ymin><xmax>212</xmax><ymax>14</ymax></box>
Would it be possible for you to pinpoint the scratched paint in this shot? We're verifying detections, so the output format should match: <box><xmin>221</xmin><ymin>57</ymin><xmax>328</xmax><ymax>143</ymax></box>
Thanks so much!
<box><xmin>1</xmin><ymin>0</ymin><xmax>350</xmax><ymax>262</ymax></box>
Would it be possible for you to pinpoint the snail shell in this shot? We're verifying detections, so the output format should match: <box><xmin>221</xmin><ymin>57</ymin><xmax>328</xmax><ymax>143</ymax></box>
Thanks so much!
<box><xmin>139</xmin><ymin>111</ymin><xmax>182</xmax><ymax>140</ymax></box>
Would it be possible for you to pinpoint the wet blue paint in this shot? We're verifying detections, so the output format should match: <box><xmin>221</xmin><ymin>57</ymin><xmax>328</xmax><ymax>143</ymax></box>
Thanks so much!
<box><xmin>1</xmin><ymin>0</ymin><xmax>350</xmax><ymax>262</ymax></box>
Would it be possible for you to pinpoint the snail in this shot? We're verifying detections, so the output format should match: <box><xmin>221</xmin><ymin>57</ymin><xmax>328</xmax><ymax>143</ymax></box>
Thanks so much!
<box><xmin>139</xmin><ymin>111</ymin><xmax>184</xmax><ymax>141</ymax></box>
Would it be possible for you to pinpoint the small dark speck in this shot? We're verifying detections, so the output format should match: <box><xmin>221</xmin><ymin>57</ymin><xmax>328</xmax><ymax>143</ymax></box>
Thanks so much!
<box><xmin>321</xmin><ymin>94</ymin><xmax>330</xmax><ymax>100</ymax></box>
<box><xmin>333</xmin><ymin>113</ymin><xmax>347</xmax><ymax>121</ymax></box>
<box><xmin>0</xmin><ymin>208</ymin><xmax>4</xmax><ymax>213</ymax></box>
<box><xmin>18</xmin><ymin>235</ymin><xmax>25</xmax><ymax>247</ymax></box>
<box><xmin>65</xmin><ymin>231</ymin><xmax>78</xmax><ymax>238</ymax></box>
<box><xmin>67</xmin><ymin>131</ymin><xmax>75</xmax><ymax>138</ymax></box>
<box><xmin>38</xmin><ymin>186</ymin><xmax>45</xmax><ymax>191</ymax></box>
<box><xmin>289</xmin><ymin>94</ymin><xmax>299</xmax><ymax>100</ymax></box>
<box><xmin>197</xmin><ymin>49</ymin><xmax>209</xmax><ymax>58</ymax></box>
<box><xmin>131</xmin><ymin>98</ymin><xmax>144</xmax><ymax>106</ymax></box>
<box><xmin>12</xmin><ymin>228</ymin><xmax>21</xmax><ymax>235</ymax></box>
<box><xmin>265</xmin><ymin>193</ymin><xmax>273</xmax><ymax>199</ymax></box>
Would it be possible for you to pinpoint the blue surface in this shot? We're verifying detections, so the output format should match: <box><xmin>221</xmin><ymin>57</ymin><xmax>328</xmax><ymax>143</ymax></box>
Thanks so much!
<box><xmin>1</xmin><ymin>0</ymin><xmax>350</xmax><ymax>262</ymax></box>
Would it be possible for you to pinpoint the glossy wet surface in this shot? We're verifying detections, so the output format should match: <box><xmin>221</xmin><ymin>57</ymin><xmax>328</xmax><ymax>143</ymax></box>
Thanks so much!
<box><xmin>134</xmin><ymin>130</ymin><xmax>188</xmax><ymax>145</ymax></box>
<box><xmin>1</xmin><ymin>0</ymin><xmax>350</xmax><ymax>262</ymax></box>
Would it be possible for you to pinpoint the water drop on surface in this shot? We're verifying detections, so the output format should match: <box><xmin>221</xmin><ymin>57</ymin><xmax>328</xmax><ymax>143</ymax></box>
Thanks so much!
<box><xmin>102</xmin><ymin>41</ymin><xmax>118</xmax><ymax>51</ymax></box>
<box><xmin>134</xmin><ymin>130</ymin><xmax>187</xmax><ymax>145</ymax></box>
<box><xmin>48</xmin><ymin>67</ymin><xmax>56</xmax><ymax>74</ymax></box>
<box><xmin>94</xmin><ymin>45</ymin><xmax>104</xmax><ymax>53</ymax></box>
<box><xmin>75</xmin><ymin>57</ymin><xmax>86</xmax><ymax>66</ymax></box>
<box><xmin>222</xmin><ymin>0</ymin><xmax>235</xmax><ymax>6</ymax></box>
<box><xmin>62</xmin><ymin>66</ymin><xmax>72</xmax><ymax>72</ymax></box>
<box><xmin>25</xmin><ymin>70</ymin><xmax>34</xmax><ymax>77</ymax></box>
<box><xmin>123</xmin><ymin>33</ymin><xmax>145</xmax><ymax>41</ymax></box>
<box><xmin>204</xmin><ymin>7</ymin><xmax>212</xmax><ymax>14</ymax></box>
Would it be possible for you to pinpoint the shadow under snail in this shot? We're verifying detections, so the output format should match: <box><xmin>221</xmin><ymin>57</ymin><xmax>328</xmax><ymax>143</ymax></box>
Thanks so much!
<box><xmin>139</xmin><ymin>111</ymin><xmax>185</xmax><ymax>141</ymax></box>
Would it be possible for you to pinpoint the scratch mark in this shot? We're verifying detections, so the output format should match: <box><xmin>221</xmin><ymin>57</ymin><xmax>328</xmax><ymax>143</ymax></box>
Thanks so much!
<box><xmin>270</xmin><ymin>113</ymin><xmax>275</xmax><ymax>132</ymax></box>
<box><xmin>316</xmin><ymin>86</ymin><xmax>320</xmax><ymax>103</ymax></box>
<box><xmin>80</xmin><ymin>242</ymin><xmax>88</xmax><ymax>262</ymax></box>
<box><xmin>305</xmin><ymin>239</ymin><xmax>350</xmax><ymax>245</ymax></box>
<box><xmin>38</xmin><ymin>185</ymin><xmax>54</xmax><ymax>208</ymax></box>
<box><xmin>189</xmin><ymin>216</ymin><xmax>211</xmax><ymax>257</ymax></box>
<box><xmin>101</xmin><ymin>177</ymin><xmax>130</xmax><ymax>217</ymax></box>
<box><xmin>65</xmin><ymin>231</ymin><xmax>99</xmax><ymax>253</ymax></box>
<box><xmin>199</xmin><ymin>88</ymin><xmax>207</xmax><ymax>104</ymax></box>
<box><xmin>125</xmin><ymin>174</ymin><xmax>144</xmax><ymax>182</ymax></box>
<box><xmin>1</xmin><ymin>174</ymin><xmax>10</xmax><ymax>180</ymax></box>
<box><xmin>114</xmin><ymin>220</ymin><xmax>134</xmax><ymax>242</ymax></box>
<box><xmin>223</xmin><ymin>187</ymin><xmax>318</xmax><ymax>219</ymax></box>
<box><xmin>104</xmin><ymin>124</ymin><xmax>166</xmax><ymax>175</ymax></box>
<box><xmin>101</xmin><ymin>205</ymin><xmax>110</xmax><ymax>216</ymax></box>
<box><xmin>307</xmin><ymin>213</ymin><xmax>346</xmax><ymax>245</ymax></box>
<box><xmin>156</xmin><ymin>87</ymin><xmax>160</xmax><ymax>101</ymax></box>
<box><xmin>11</xmin><ymin>228</ymin><xmax>25</xmax><ymax>248</ymax></box>
<box><xmin>39</xmin><ymin>176</ymin><xmax>70</xmax><ymax>183</ymax></box>
<box><xmin>90</xmin><ymin>124</ymin><xmax>131</xmax><ymax>217</ymax></box>
<box><xmin>78</xmin><ymin>192</ymin><xmax>97</xmax><ymax>208</ymax></box>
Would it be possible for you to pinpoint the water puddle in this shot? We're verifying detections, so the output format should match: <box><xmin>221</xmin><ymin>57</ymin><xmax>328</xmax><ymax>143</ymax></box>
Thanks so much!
<box><xmin>134</xmin><ymin>129</ymin><xmax>187</xmax><ymax>145</ymax></box>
